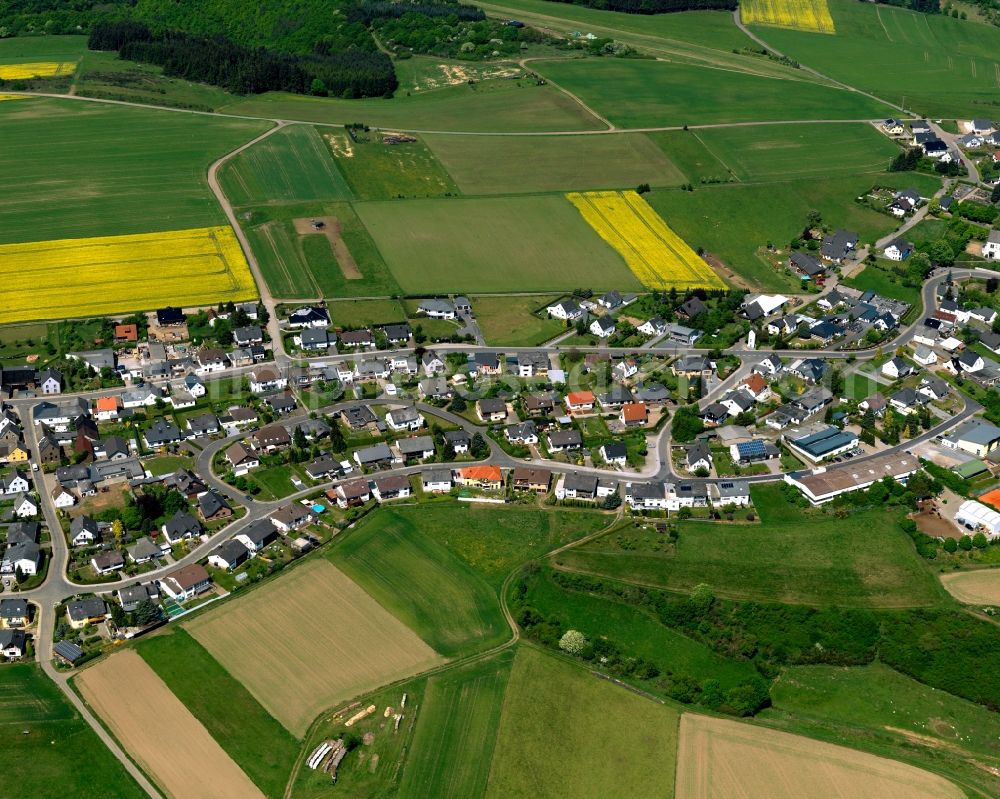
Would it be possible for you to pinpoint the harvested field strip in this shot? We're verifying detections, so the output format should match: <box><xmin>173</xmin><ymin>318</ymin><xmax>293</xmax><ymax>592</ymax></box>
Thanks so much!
<box><xmin>674</xmin><ymin>713</ymin><xmax>963</xmax><ymax>799</ymax></box>
<box><xmin>741</xmin><ymin>0</ymin><xmax>835</xmax><ymax>33</ymax></box>
<box><xmin>0</xmin><ymin>61</ymin><xmax>76</xmax><ymax>79</ymax></box>
<box><xmin>186</xmin><ymin>559</ymin><xmax>443</xmax><ymax>736</ymax></box>
<box><xmin>0</xmin><ymin>226</ymin><xmax>257</xmax><ymax>324</ymax></box>
<box><xmin>75</xmin><ymin>650</ymin><xmax>265</xmax><ymax>799</ymax></box>
<box><xmin>567</xmin><ymin>190</ymin><xmax>726</xmax><ymax>291</ymax></box>
<box><xmin>939</xmin><ymin>570</ymin><xmax>1000</xmax><ymax>605</ymax></box>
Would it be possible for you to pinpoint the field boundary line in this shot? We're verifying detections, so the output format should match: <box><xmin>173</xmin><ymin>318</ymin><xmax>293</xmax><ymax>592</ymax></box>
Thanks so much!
<box><xmin>876</xmin><ymin>6</ymin><xmax>893</xmax><ymax>42</ymax></box>
<box><xmin>690</xmin><ymin>130</ymin><xmax>739</xmax><ymax>181</ymax></box>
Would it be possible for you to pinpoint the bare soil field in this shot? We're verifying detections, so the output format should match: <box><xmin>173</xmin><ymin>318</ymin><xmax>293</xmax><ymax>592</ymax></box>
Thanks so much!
<box><xmin>75</xmin><ymin>650</ymin><xmax>264</xmax><ymax>799</ymax></box>
<box><xmin>185</xmin><ymin>559</ymin><xmax>443</xmax><ymax>736</ymax></box>
<box><xmin>675</xmin><ymin>714</ymin><xmax>964</xmax><ymax>799</ymax></box>
<box><xmin>940</xmin><ymin>570</ymin><xmax>1000</xmax><ymax>605</ymax></box>
<box><xmin>292</xmin><ymin>216</ymin><xmax>361</xmax><ymax>280</ymax></box>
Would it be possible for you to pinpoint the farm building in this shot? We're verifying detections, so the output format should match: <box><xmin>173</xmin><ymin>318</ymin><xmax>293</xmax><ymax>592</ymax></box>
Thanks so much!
<box><xmin>955</xmin><ymin>500</ymin><xmax>1000</xmax><ymax>538</ymax></box>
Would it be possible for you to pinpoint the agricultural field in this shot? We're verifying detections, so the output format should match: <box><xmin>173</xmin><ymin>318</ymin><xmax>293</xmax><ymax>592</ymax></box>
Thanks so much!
<box><xmin>137</xmin><ymin>628</ymin><xmax>299</xmax><ymax>798</ymax></box>
<box><xmin>674</xmin><ymin>713</ymin><xmax>963</xmax><ymax>799</ymax></box>
<box><xmin>472</xmin><ymin>294</ymin><xmax>566</xmax><ymax>347</ymax></box>
<box><xmin>939</xmin><ymin>569</ymin><xmax>1000</xmax><ymax>605</ymax></box>
<box><xmin>485</xmin><ymin>646</ymin><xmax>680</xmax><ymax>799</ymax></box>
<box><xmin>0</xmin><ymin>97</ymin><xmax>269</xmax><ymax>244</ymax></box>
<box><xmin>553</xmin><ymin>485</ymin><xmax>944</xmax><ymax>607</ymax></box>
<box><xmin>0</xmin><ymin>34</ymin><xmax>86</xmax><ymax>66</ymax></box>
<box><xmin>533</xmin><ymin>59</ymin><xmax>893</xmax><ymax>128</ymax></box>
<box><xmin>741</xmin><ymin>0</ymin><xmax>836</xmax><ymax>34</ymax></box>
<box><xmin>422</xmin><ymin>133</ymin><xmax>686</xmax><ymax>194</ymax></box>
<box><xmin>648</xmin><ymin>130</ymin><xmax>732</xmax><ymax>185</ymax></box>
<box><xmin>185</xmin><ymin>559</ymin><xmax>443</xmax><ymax>735</ymax></box>
<box><xmin>0</xmin><ymin>663</ymin><xmax>145</xmax><ymax>799</ymax></box>
<box><xmin>0</xmin><ymin>226</ymin><xmax>257</xmax><ymax>324</ymax></box>
<box><xmin>758</xmin><ymin>0</ymin><xmax>1000</xmax><ymax>117</ymax></box>
<box><xmin>568</xmin><ymin>190</ymin><xmax>727</xmax><ymax>290</ymax></box>
<box><xmin>0</xmin><ymin>61</ymin><xmax>75</xmax><ymax>79</ymax></box>
<box><xmin>324</xmin><ymin>129</ymin><xmax>458</xmax><ymax>200</ymax></box>
<box><xmin>355</xmin><ymin>195</ymin><xmax>640</xmax><ymax>294</ymax></box>
<box><xmin>219</xmin><ymin>125</ymin><xmax>353</xmax><ymax>206</ymax></box>
<box><xmin>75</xmin><ymin>650</ymin><xmax>265</xmax><ymax>799</ymax></box>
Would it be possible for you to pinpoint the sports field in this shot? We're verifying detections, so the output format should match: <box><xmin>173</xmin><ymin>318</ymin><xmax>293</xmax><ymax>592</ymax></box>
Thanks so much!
<box><xmin>0</xmin><ymin>98</ymin><xmax>269</xmax><ymax>244</ymax></box>
<box><xmin>568</xmin><ymin>190</ymin><xmax>726</xmax><ymax>291</ymax></box>
<box><xmin>0</xmin><ymin>226</ymin><xmax>257</xmax><ymax>324</ymax></box>
<box><xmin>939</xmin><ymin>569</ymin><xmax>1000</xmax><ymax>605</ymax></box>
<box><xmin>674</xmin><ymin>714</ymin><xmax>963</xmax><ymax>799</ymax></box>
<box><xmin>741</xmin><ymin>0</ymin><xmax>835</xmax><ymax>34</ymax></box>
<box><xmin>219</xmin><ymin>125</ymin><xmax>353</xmax><ymax>206</ymax></box>
<box><xmin>423</xmin><ymin>133</ymin><xmax>686</xmax><ymax>194</ymax></box>
<box><xmin>485</xmin><ymin>646</ymin><xmax>680</xmax><ymax>798</ymax></box>
<box><xmin>186</xmin><ymin>559</ymin><xmax>443</xmax><ymax>735</ymax></box>
<box><xmin>76</xmin><ymin>650</ymin><xmax>265</xmax><ymax>799</ymax></box>
<box><xmin>355</xmin><ymin>196</ymin><xmax>640</xmax><ymax>294</ymax></box>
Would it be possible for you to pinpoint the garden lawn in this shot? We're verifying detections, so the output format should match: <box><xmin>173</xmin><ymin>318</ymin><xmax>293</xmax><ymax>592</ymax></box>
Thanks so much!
<box><xmin>843</xmin><ymin>260</ymin><xmax>921</xmax><ymax>306</ymax></box>
<box><xmin>137</xmin><ymin>628</ymin><xmax>298</xmax><ymax>798</ymax></box>
<box><xmin>532</xmin><ymin>58</ymin><xmax>893</xmax><ymax>128</ymax></box>
<box><xmin>355</xmin><ymin>195</ymin><xmax>638</xmax><ymax>293</ymax></box>
<box><xmin>472</xmin><ymin>295</ymin><xmax>566</xmax><ymax>346</ymax></box>
<box><xmin>423</xmin><ymin>133</ymin><xmax>686</xmax><ymax>194</ymax></box>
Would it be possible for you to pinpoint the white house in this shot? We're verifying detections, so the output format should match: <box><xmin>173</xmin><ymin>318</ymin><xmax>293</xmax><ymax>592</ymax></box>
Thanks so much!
<box><xmin>249</xmin><ymin>366</ymin><xmax>287</xmax><ymax>394</ymax></box>
<box><xmin>881</xmin><ymin>357</ymin><xmax>912</xmax><ymax>380</ymax></box>
<box><xmin>385</xmin><ymin>407</ymin><xmax>424</xmax><ymax>432</ymax></box>
<box><xmin>51</xmin><ymin>486</ymin><xmax>75</xmax><ymax>509</ymax></box>
<box><xmin>984</xmin><ymin>230</ymin><xmax>1000</xmax><ymax>260</ymax></box>
<box><xmin>638</xmin><ymin>318</ymin><xmax>667</xmax><ymax>337</ymax></box>
<box><xmin>422</xmin><ymin>468</ymin><xmax>453</xmax><ymax>493</ymax></box>
<box><xmin>590</xmin><ymin>317</ymin><xmax>616</xmax><ymax>338</ymax></box>
<box><xmin>11</xmin><ymin>494</ymin><xmax>37</xmax><ymax>519</ymax></box>
<box><xmin>546</xmin><ymin>299</ymin><xmax>583</xmax><ymax>321</ymax></box>
<box><xmin>912</xmin><ymin>345</ymin><xmax>937</xmax><ymax>366</ymax></box>
<box><xmin>883</xmin><ymin>239</ymin><xmax>912</xmax><ymax>261</ymax></box>
<box><xmin>0</xmin><ymin>473</ymin><xmax>30</xmax><ymax>496</ymax></box>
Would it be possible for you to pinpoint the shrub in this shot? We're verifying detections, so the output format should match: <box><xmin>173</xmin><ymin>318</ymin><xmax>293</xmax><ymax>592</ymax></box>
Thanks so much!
<box><xmin>559</xmin><ymin>629</ymin><xmax>588</xmax><ymax>655</ymax></box>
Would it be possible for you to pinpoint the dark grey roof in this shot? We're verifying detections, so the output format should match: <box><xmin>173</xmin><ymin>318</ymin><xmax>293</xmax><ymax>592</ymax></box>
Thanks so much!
<box><xmin>548</xmin><ymin>429</ymin><xmax>583</xmax><ymax>448</ymax></box>
<box><xmin>198</xmin><ymin>490</ymin><xmax>230</xmax><ymax>518</ymax></box>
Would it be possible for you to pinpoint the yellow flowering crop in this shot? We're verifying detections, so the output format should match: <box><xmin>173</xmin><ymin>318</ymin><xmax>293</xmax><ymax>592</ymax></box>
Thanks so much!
<box><xmin>0</xmin><ymin>226</ymin><xmax>258</xmax><ymax>324</ymax></box>
<box><xmin>0</xmin><ymin>62</ymin><xmax>77</xmax><ymax>79</ymax></box>
<box><xmin>740</xmin><ymin>0</ymin><xmax>835</xmax><ymax>34</ymax></box>
<box><xmin>0</xmin><ymin>94</ymin><xmax>26</xmax><ymax>102</ymax></box>
<box><xmin>567</xmin><ymin>190</ymin><xmax>726</xmax><ymax>292</ymax></box>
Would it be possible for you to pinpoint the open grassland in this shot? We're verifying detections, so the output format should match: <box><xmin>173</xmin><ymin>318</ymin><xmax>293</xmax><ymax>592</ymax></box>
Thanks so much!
<box><xmin>423</xmin><ymin>133</ymin><xmax>685</xmax><ymax>194</ymax></box>
<box><xmin>324</xmin><ymin>129</ymin><xmax>458</xmax><ymax>200</ymax></box>
<box><xmin>75</xmin><ymin>650</ymin><xmax>264</xmax><ymax>799</ymax></box>
<box><xmin>554</xmin><ymin>485</ymin><xmax>944</xmax><ymax>607</ymax></box>
<box><xmin>569</xmin><ymin>190</ymin><xmax>726</xmax><ymax>290</ymax></box>
<box><xmin>533</xmin><ymin>59</ymin><xmax>892</xmax><ymax>128</ymax></box>
<box><xmin>939</xmin><ymin>569</ymin><xmax>1000</xmax><ymax>604</ymax></box>
<box><xmin>485</xmin><ymin>646</ymin><xmax>680</xmax><ymax>798</ymax></box>
<box><xmin>0</xmin><ymin>664</ymin><xmax>145</xmax><ymax>799</ymax></box>
<box><xmin>472</xmin><ymin>294</ymin><xmax>565</xmax><ymax>346</ymax></box>
<box><xmin>692</xmin><ymin>123</ymin><xmax>899</xmax><ymax>182</ymax></box>
<box><xmin>219</xmin><ymin>125</ymin><xmax>353</xmax><ymax>206</ymax></box>
<box><xmin>329</xmin><ymin>507</ymin><xmax>510</xmax><ymax>657</ymax></box>
<box><xmin>327</xmin><ymin>297</ymin><xmax>408</xmax><ymax>328</ymax></box>
<box><xmin>219</xmin><ymin>80</ymin><xmax>600</xmax><ymax>132</ymax></box>
<box><xmin>645</xmin><ymin>172</ymin><xmax>940</xmax><ymax>292</ymax></box>
<box><xmin>398</xmin><ymin>652</ymin><xmax>514</xmax><ymax>799</ymax></box>
<box><xmin>675</xmin><ymin>713</ymin><xmax>964</xmax><ymax>799</ymax></box>
<box><xmin>0</xmin><ymin>34</ymin><xmax>86</xmax><ymax>65</ymax></box>
<box><xmin>356</xmin><ymin>196</ymin><xmax>639</xmax><ymax>294</ymax></box>
<box><xmin>758</xmin><ymin>0</ymin><xmax>1000</xmax><ymax>117</ymax></box>
<box><xmin>137</xmin><ymin>628</ymin><xmax>298</xmax><ymax>798</ymax></box>
<box><xmin>649</xmin><ymin>130</ymin><xmax>731</xmax><ymax>185</ymax></box>
<box><xmin>0</xmin><ymin>226</ymin><xmax>257</xmax><ymax>324</ymax></box>
<box><xmin>0</xmin><ymin>98</ymin><xmax>269</xmax><ymax>244</ymax></box>
<box><xmin>843</xmin><ymin>261</ymin><xmax>922</xmax><ymax>305</ymax></box>
<box><xmin>742</xmin><ymin>0</ymin><xmax>835</xmax><ymax>33</ymax></box>
<box><xmin>186</xmin><ymin>559</ymin><xmax>443</xmax><ymax>735</ymax></box>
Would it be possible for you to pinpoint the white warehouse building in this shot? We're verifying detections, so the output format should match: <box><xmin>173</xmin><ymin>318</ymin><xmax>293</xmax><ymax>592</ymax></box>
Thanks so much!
<box><xmin>954</xmin><ymin>500</ymin><xmax>1000</xmax><ymax>539</ymax></box>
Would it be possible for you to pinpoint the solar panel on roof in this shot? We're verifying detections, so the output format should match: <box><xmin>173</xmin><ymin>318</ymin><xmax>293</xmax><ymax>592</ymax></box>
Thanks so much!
<box><xmin>737</xmin><ymin>440</ymin><xmax>767</xmax><ymax>458</ymax></box>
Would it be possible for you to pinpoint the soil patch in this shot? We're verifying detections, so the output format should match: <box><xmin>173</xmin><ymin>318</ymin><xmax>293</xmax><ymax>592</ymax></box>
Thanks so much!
<box><xmin>703</xmin><ymin>252</ymin><xmax>751</xmax><ymax>290</ymax></box>
<box><xmin>294</xmin><ymin>216</ymin><xmax>361</xmax><ymax>280</ymax></box>
<box><xmin>913</xmin><ymin>505</ymin><xmax>962</xmax><ymax>540</ymax></box>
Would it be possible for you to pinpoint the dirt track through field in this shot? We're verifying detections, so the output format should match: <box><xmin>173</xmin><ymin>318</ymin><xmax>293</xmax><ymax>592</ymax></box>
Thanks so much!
<box><xmin>186</xmin><ymin>559</ymin><xmax>443</xmax><ymax>735</ymax></box>
<box><xmin>293</xmin><ymin>216</ymin><xmax>361</xmax><ymax>280</ymax></box>
<box><xmin>675</xmin><ymin>714</ymin><xmax>964</xmax><ymax>799</ymax></box>
<box><xmin>940</xmin><ymin>570</ymin><xmax>1000</xmax><ymax>605</ymax></box>
<box><xmin>75</xmin><ymin>650</ymin><xmax>265</xmax><ymax>799</ymax></box>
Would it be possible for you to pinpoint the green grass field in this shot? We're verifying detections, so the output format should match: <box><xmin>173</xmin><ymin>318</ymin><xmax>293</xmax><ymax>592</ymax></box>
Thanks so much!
<box><xmin>0</xmin><ymin>34</ymin><xmax>86</xmax><ymax>65</ymax></box>
<box><xmin>355</xmin><ymin>195</ymin><xmax>639</xmax><ymax>293</ymax></box>
<box><xmin>648</xmin><ymin>130</ymin><xmax>732</xmax><ymax>184</ymax></box>
<box><xmin>533</xmin><ymin>58</ymin><xmax>893</xmax><ymax>128</ymax></box>
<box><xmin>472</xmin><ymin>294</ymin><xmax>566</xmax><ymax>346</ymax></box>
<box><xmin>398</xmin><ymin>651</ymin><xmax>514</xmax><ymax>799</ymax></box>
<box><xmin>137</xmin><ymin>628</ymin><xmax>298</xmax><ymax>798</ymax></box>
<box><xmin>328</xmin><ymin>507</ymin><xmax>511</xmax><ymax>656</ymax></box>
<box><xmin>843</xmin><ymin>260</ymin><xmax>922</xmax><ymax>306</ymax></box>
<box><xmin>423</xmin><ymin>133</ymin><xmax>686</xmax><ymax>194</ymax></box>
<box><xmin>553</xmin><ymin>484</ymin><xmax>944</xmax><ymax>607</ymax></box>
<box><xmin>0</xmin><ymin>663</ymin><xmax>146</xmax><ymax>799</ymax></box>
<box><xmin>219</xmin><ymin>79</ymin><xmax>601</xmax><ymax>132</ymax></box>
<box><xmin>485</xmin><ymin>646</ymin><xmax>680</xmax><ymax>799</ymax></box>
<box><xmin>0</xmin><ymin>98</ymin><xmax>269</xmax><ymax>244</ymax></box>
<box><xmin>755</xmin><ymin>0</ymin><xmax>1000</xmax><ymax>117</ymax></box>
<box><xmin>325</xmin><ymin>129</ymin><xmax>458</xmax><ymax>200</ymax></box>
<box><xmin>219</xmin><ymin>125</ymin><xmax>353</xmax><ymax>206</ymax></box>
<box><xmin>326</xmin><ymin>298</ymin><xmax>407</xmax><ymax>328</ymax></box>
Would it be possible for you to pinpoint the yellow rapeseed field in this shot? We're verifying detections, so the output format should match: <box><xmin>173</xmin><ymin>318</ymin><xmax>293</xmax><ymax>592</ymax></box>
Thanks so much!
<box><xmin>567</xmin><ymin>190</ymin><xmax>726</xmax><ymax>292</ymax></box>
<box><xmin>0</xmin><ymin>62</ymin><xmax>77</xmax><ymax>80</ymax></box>
<box><xmin>0</xmin><ymin>94</ymin><xmax>26</xmax><ymax>102</ymax></box>
<box><xmin>740</xmin><ymin>0</ymin><xmax>835</xmax><ymax>34</ymax></box>
<box><xmin>0</xmin><ymin>226</ymin><xmax>258</xmax><ymax>324</ymax></box>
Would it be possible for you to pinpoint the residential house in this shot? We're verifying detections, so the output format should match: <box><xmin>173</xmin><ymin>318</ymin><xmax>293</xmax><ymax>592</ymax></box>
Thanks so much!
<box><xmin>516</xmin><ymin>352</ymin><xmax>549</xmax><ymax>378</ymax></box>
<box><xmin>984</xmin><ymin>230</ymin><xmax>1000</xmax><ymax>260</ymax></box>
<box><xmin>477</xmin><ymin>398</ymin><xmax>508</xmax><ymax>423</ymax></box>
<box><xmin>0</xmin><ymin>598</ymin><xmax>29</xmax><ymax>628</ymax></box>
<box><xmin>600</xmin><ymin>442</ymin><xmax>628</xmax><ymax>467</ymax></box>
<box><xmin>381</xmin><ymin>323</ymin><xmax>412</xmax><ymax>344</ymax></box>
<box><xmin>161</xmin><ymin>511</ymin><xmax>201</xmax><ymax>545</ymax></box>
<box><xmin>699</xmin><ymin>403</ymin><xmax>730</xmax><ymax>427</ymax></box>
<box><xmin>598</xmin><ymin>290</ymin><xmax>623</xmax><ymax>310</ymax></box>
<box><xmin>50</xmin><ymin>485</ymin><xmax>75</xmax><ymax>509</ymax></box>
<box><xmin>66</xmin><ymin>598</ymin><xmax>109</xmax><ymax>629</ymax></box>
<box><xmin>686</xmin><ymin>441</ymin><xmax>712</xmax><ymax>473</ymax></box>
<box><xmin>444</xmin><ymin>430</ymin><xmax>470</xmax><ymax>455</ymax></box>
<box><xmin>918</xmin><ymin>376</ymin><xmax>950</xmax><ymax>401</ymax></box>
<box><xmin>198</xmin><ymin>490</ymin><xmax>232</xmax><ymax>522</ymax></box>
<box><xmin>186</xmin><ymin>413</ymin><xmax>220</xmax><ymax>439</ymax></box>
<box><xmin>372</xmin><ymin>474</ymin><xmax>412</xmax><ymax>502</ymax></box>
<box><xmin>0</xmin><ymin>472</ymin><xmax>29</xmax><ymax>496</ymax></box>
<box><xmin>418</xmin><ymin>377</ymin><xmax>452</xmax><ymax>401</ymax></box>
<box><xmin>820</xmin><ymin>229</ymin><xmax>859</xmax><ymax>263</ymax></box>
<box><xmin>882</xmin><ymin>356</ymin><xmax>913</xmax><ymax>380</ymax></box>
<box><xmin>506</xmin><ymin>421</ymin><xmax>539</xmax><ymax>445</ymax></box>
<box><xmin>143</xmin><ymin>418</ymin><xmax>182</xmax><ymax>448</ymax></box>
<box><xmin>739</xmin><ymin>373</ymin><xmax>772</xmax><ymax>402</ymax></box>
<box><xmin>233</xmin><ymin>326</ymin><xmax>263</xmax><ymax>347</ymax></box>
<box><xmin>195</xmin><ymin>347</ymin><xmax>228</xmax><ymax>375</ymax></box>
<box><xmin>385</xmin><ymin>407</ymin><xmax>424</xmax><ymax>432</ymax></box>
<box><xmin>456</xmin><ymin>466</ymin><xmax>503</xmax><ymax>491</ymax></box>
<box><xmin>397</xmin><ymin>435</ymin><xmax>435</xmax><ymax>461</ymax></box>
<box><xmin>286</xmin><ymin>306</ymin><xmax>329</xmax><ymax>328</ymax></box>
<box><xmin>249</xmin><ymin>365</ymin><xmax>287</xmax><ymax>394</ymax></box>
<box><xmin>160</xmin><ymin>564</ymin><xmax>211</xmax><ymax>601</ymax></box>
<box><xmin>10</xmin><ymin>494</ymin><xmax>37</xmax><ymax>519</ymax></box>
<box><xmin>889</xmin><ymin>387</ymin><xmax>927</xmax><ymax>415</ymax></box>
<box><xmin>417</xmin><ymin>298</ymin><xmax>457</xmax><ymax>319</ymax></box>
<box><xmin>70</xmin><ymin>516</ymin><xmax>99</xmax><ymax>547</ymax></box>
<box><xmin>859</xmin><ymin>392</ymin><xmax>888</xmax><ymax>416</ymax></box>
<box><xmin>336</xmin><ymin>478</ymin><xmax>372</xmax><ymax>508</ymax></box>
<box><xmin>715</xmin><ymin>480</ymin><xmax>751</xmax><ymax>507</ymax></box>
<box><xmin>207</xmin><ymin>539</ymin><xmax>251</xmax><ymax>571</ymax></box>
<box><xmin>883</xmin><ymin>238</ymin><xmax>913</xmax><ymax>261</ymax></box>
<box><xmin>565</xmin><ymin>391</ymin><xmax>595</xmax><ymax>413</ymax></box>
<box><xmin>557</xmin><ymin>472</ymin><xmax>599</xmax><ymax>501</ymax></box>
<box><xmin>117</xmin><ymin>583</ymin><xmax>159</xmax><ymax>613</ymax></box>
<box><xmin>94</xmin><ymin>396</ymin><xmax>120</xmax><ymax>421</ymax></box>
<box><xmin>620</xmin><ymin>402</ymin><xmax>648</xmax><ymax>427</ymax></box>
<box><xmin>0</xmin><ymin>629</ymin><xmax>26</xmax><ymax>660</ymax></box>
<box><xmin>590</xmin><ymin>316</ymin><xmax>616</xmax><ymax>338</ymax></box>
<box><xmin>353</xmin><ymin>442</ymin><xmax>396</xmax><ymax>469</ymax></box>
<box><xmin>422</xmin><ymin>351</ymin><xmax>446</xmax><ymax>376</ymax></box>
<box><xmin>236</xmin><ymin>518</ymin><xmax>281</xmax><ymax>552</ymax></box>
<box><xmin>546</xmin><ymin>299</ymin><xmax>583</xmax><ymax>321</ymax></box>
<box><xmin>638</xmin><ymin>317</ymin><xmax>668</xmax><ymax>337</ymax></box>
<box><xmin>678</xmin><ymin>298</ymin><xmax>708</xmax><ymax>320</ymax></box>
<box><xmin>913</xmin><ymin>345</ymin><xmax>937</xmax><ymax>366</ymax></box>
<box><xmin>422</xmin><ymin>468</ymin><xmax>453</xmax><ymax>493</ymax></box>
<box><xmin>341</xmin><ymin>405</ymin><xmax>378</xmax><ymax>430</ymax></box>
<box><xmin>91</xmin><ymin>551</ymin><xmax>125</xmax><ymax>575</ymax></box>
<box><xmin>253</xmin><ymin>424</ymin><xmax>291</xmax><ymax>452</ymax></box>
<box><xmin>547</xmin><ymin>429</ymin><xmax>583</xmax><ymax>452</ymax></box>
<box><xmin>790</xmin><ymin>251</ymin><xmax>825</xmax><ymax>278</ymax></box>
<box><xmin>342</xmin><ymin>329</ymin><xmax>376</xmax><ymax>350</ymax></box>
<box><xmin>127</xmin><ymin>536</ymin><xmax>161</xmax><ymax>565</ymax></box>
<box><xmin>752</xmin><ymin>354</ymin><xmax>784</xmax><ymax>377</ymax></box>
<box><xmin>667</xmin><ymin>323</ymin><xmax>699</xmax><ymax>346</ymax></box>
<box><xmin>720</xmin><ymin>389</ymin><xmax>755</xmax><ymax>418</ymax></box>
<box><xmin>512</xmin><ymin>467</ymin><xmax>551</xmax><ymax>493</ymax></box>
